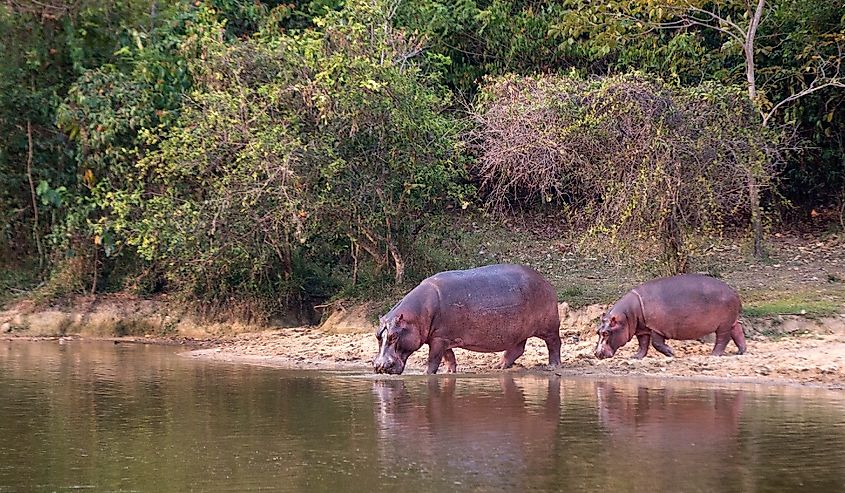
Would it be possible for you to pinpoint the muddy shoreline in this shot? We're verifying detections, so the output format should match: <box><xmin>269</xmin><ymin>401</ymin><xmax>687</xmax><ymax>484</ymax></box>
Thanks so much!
<box><xmin>181</xmin><ymin>323</ymin><xmax>845</xmax><ymax>390</ymax></box>
<box><xmin>3</xmin><ymin>295</ymin><xmax>845</xmax><ymax>389</ymax></box>
<box><xmin>4</xmin><ymin>320</ymin><xmax>845</xmax><ymax>389</ymax></box>
<box><xmin>178</xmin><ymin>300</ymin><xmax>845</xmax><ymax>389</ymax></box>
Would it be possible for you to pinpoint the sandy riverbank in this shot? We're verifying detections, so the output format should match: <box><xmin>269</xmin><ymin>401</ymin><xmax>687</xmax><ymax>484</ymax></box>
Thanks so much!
<box><xmin>4</xmin><ymin>302</ymin><xmax>844</xmax><ymax>388</ymax></box>
<box><xmin>185</xmin><ymin>303</ymin><xmax>845</xmax><ymax>389</ymax></box>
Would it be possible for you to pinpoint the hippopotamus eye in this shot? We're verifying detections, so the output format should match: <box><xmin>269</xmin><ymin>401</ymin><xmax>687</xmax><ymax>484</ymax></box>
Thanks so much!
<box><xmin>387</xmin><ymin>333</ymin><xmax>399</xmax><ymax>345</ymax></box>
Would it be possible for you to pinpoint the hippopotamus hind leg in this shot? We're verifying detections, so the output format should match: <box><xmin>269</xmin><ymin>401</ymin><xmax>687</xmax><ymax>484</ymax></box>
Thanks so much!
<box><xmin>542</xmin><ymin>332</ymin><xmax>562</xmax><ymax>367</ymax></box>
<box><xmin>633</xmin><ymin>334</ymin><xmax>651</xmax><ymax>359</ymax></box>
<box><xmin>442</xmin><ymin>348</ymin><xmax>457</xmax><ymax>373</ymax></box>
<box><xmin>651</xmin><ymin>333</ymin><xmax>675</xmax><ymax>357</ymax></box>
<box><xmin>711</xmin><ymin>324</ymin><xmax>734</xmax><ymax>356</ymax></box>
<box><xmin>496</xmin><ymin>339</ymin><xmax>527</xmax><ymax>369</ymax></box>
<box><xmin>731</xmin><ymin>321</ymin><xmax>747</xmax><ymax>355</ymax></box>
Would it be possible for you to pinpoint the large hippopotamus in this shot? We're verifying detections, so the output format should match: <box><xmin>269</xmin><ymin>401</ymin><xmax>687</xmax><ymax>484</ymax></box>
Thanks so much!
<box><xmin>372</xmin><ymin>264</ymin><xmax>561</xmax><ymax>374</ymax></box>
<box><xmin>594</xmin><ymin>274</ymin><xmax>746</xmax><ymax>359</ymax></box>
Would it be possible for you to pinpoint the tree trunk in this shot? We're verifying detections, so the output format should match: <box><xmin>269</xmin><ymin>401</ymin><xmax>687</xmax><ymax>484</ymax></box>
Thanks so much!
<box><xmin>664</xmin><ymin>206</ymin><xmax>688</xmax><ymax>275</ymax></box>
<box><xmin>355</xmin><ymin>232</ymin><xmax>387</xmax><ymax>271</ymax></box>
<box><xmin>387</xmin><ymin>241</ymin><xmax>405</xmax><ymax>285</ymax></box>
<box><xmin>25</xmin><ymin>119</ymin><xmax>44</xmax><ymax>270</ymax></box>
<box><xmin>349</xmin><ymin>236</ymin><xmax>359</xmax><ymax>287</ymax></box>
<box><xmin>744</xmin><ymin>0</ymin><xmax>766</xmax><ymax>258</ymax></box>
<box><xmin>91</xmin><ymin>244</ymin><xmax>99</xmax><ymax>295</ymax></box>
<box><xmin>748</xmin><ymin>174</ymin><xmax>763</xmax><ymax>258</ymax></box>
<box><xmin>744</xmin><ymin>44</ymin><xmax>756</xmax><ymax>102</ymax></box>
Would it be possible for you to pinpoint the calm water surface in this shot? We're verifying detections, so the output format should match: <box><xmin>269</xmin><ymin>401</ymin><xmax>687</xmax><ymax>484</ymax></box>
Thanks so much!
<box><xmin>1</xmin><ymin>340</ymin><xmax>844</xmax><ymax>492</ymax></box>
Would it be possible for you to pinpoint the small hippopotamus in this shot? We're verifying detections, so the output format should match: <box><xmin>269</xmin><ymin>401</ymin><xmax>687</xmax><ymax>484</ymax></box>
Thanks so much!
<box><xmin>594</xmin><ymin>274</ymin><xmax>746</xmax><ymax>359</ymax></box>
<box><xmin>373</xmin><ymin>264</ymin><xmax>561</xmax><ymax>374</ymax></box>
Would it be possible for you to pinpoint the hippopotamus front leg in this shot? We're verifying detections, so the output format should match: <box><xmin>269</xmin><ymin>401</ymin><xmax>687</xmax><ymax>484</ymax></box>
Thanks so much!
<box><xmin>633</xmin><ymin>334</ymin><xmax>651</xmax><ymax>359</ymax></box>
<box><xmin>425</xmin><ymin>339</ymin><xmax>450</xmax><ymax>374</ymax></box>
<box><xmin>650</xmin><ymin>333</ymin><xmax>675</xmax><ymax>357</ymax></box>
<box><xmin>496</xmin><ymin>339</ymin><xmax>528</xmax><ymax>369</ymax></box>
<box><xmin>442</xmin><ymin>349</ymin><xmax>457</xmax><ymax>373</ymax></box>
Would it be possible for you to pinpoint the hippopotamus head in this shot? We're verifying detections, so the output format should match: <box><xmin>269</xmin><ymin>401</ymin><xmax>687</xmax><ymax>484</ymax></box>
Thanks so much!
<box><xmin>373</xmin><ymin>313</ymin><xmax>424</xmax><ymax>374</ymax></box>
<box><xmin>594</xmin><ymin>313</ymin><xmax>631</xmax><ymax>359</ymax></box>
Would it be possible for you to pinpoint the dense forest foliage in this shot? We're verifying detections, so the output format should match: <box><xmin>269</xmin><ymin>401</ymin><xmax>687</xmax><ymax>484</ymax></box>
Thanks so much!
<box><xmin>1</xmin><ymin>0</ymin><xmax>843</xmax><ymax>317</ymax></box>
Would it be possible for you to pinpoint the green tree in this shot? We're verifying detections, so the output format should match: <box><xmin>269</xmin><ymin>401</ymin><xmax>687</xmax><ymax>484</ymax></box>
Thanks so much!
<box><xmin>0</xmin><ymin>0</ymin><xmax>185</xmax><ymax>272</ymax></box>
<box><xmin>130</xmin><ymin>0</ymin><xmax>470</xmax><ymax>310</ymax></box>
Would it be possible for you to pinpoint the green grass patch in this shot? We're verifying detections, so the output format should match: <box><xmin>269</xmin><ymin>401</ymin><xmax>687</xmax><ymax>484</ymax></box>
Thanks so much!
<box><xmin>558</xmin><ymin>285</ymin><xmax>585</xmax><ymax>299</ymax></box>
<box><xmin>743</xmin><ymin>298</ymin><xmax>843</xmax><ymax>318</ymax></box>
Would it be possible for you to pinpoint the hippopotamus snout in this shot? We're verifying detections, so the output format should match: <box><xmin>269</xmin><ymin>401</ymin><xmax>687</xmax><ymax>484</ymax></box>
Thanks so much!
<box><xmin>594</xmin><ymin>328</ymin><xmax>616</xmax><ymax>359</ymax></box>
<box><xmin>373</xmin><ymin>355</ymin><xmax>404</xmax><ymax>375</ymax></box>
<box><xmin>594</xmin><ymin>339</ymin><xmax>615</xmax><ymax>359</ymax></box>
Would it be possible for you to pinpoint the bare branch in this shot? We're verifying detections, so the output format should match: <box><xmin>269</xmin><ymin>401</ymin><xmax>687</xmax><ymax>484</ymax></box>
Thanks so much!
<box><xmin>614</xmin><ymin>6</ymin><xmax>745</xmax><ymax>45</ymax></box>
<box><xmin>679</xmin><ymin>15</ymin><xmax>745</xmax><ymax>44</ymax></box>
<box><xmin>683</xmin><ymin>5</ymin><xmax>747</xmax><ymax>40</ymax></box>
<box><xmin>760</xmin><ymin>47</ymin><xmax>845</xmax><ymax>125</ymax></box>
<box><xmin>762</xmin><ymin>79</ymin><xmax>845</xmax><ymax>126</ymax></box>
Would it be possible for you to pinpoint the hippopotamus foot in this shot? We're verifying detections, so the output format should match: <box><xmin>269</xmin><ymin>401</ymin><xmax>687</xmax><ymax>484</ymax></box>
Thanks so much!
<box><xmin>442</xmin><ymin>349</ymin><xmax>457</xmax><ymax>373</ymax></box>
<box><xmin>496</xmin><ymin>340</ymin><xmax>527</xmax><ymax>369</ymax></box>
<box><xmin>711</xmin><ymin>331</ymin><xmax>729</xmax><ymax>355</ymax></box>
<box><xmin>633</xmin><ymin>334</ymin><xmax>651</xmax><ymax>359</ymax></box>
<box><xmin>650</xmin><ymin>333</ymin><xmax>675</xmax><ymax>357</ymax></box>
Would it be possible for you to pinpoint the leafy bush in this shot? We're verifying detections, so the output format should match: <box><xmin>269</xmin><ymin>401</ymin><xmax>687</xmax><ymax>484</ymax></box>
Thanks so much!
<box><xmin>130</xmin><ymin>0</ymin><xmax>471</xmax><ymax>310</ymax></box>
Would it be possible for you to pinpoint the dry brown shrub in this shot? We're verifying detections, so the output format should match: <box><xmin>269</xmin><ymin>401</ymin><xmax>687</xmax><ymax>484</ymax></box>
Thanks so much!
<box><xmin>469</xmin><ymin>72</ymin><xmax>781</xmax><ymax>273</ymax></box>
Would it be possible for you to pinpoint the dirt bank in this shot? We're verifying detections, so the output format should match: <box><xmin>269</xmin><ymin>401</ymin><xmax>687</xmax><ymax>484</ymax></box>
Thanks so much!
<box><xmin>0</xmin><ymin>294</ymin><xmax>274</xmax><ymax>338</ymax></box>
<box><xmin>188</xmin><ymin>302</ymin><xmax>845</xmax><ymax>389</ymax></box>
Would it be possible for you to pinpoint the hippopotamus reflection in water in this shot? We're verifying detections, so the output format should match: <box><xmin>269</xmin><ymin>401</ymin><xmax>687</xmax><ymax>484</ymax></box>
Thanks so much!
<box><xmin>594</xmin><ymin>381</ymin><xmax>747</xmax><ymax>488</ymax></box>
<box><xmin>373</xmin><ymin>264</ymin><xmax>561</xmax><ymax>374</ymax></box>
<box><xmin>372</xmin><ymin>376</ymin><xmax>561</xmax><ymax>485</ymax></box>
<box><xmin>594</xmin><ymin>274</ymin><xmax>746</xmax><ymax>359</ymax></box>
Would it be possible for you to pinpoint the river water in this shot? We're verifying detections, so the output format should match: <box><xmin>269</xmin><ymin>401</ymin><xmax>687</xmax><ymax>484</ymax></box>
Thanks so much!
<box><xmin>1</xmin><ymin>340</ymin><xmax>844</xmax><ymax>492</ymax></box>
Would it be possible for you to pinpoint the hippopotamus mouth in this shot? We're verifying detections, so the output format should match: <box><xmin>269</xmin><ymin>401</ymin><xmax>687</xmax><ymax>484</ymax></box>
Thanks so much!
<box><xmin>373</xmin><ymin>338</ymin><xmax>408</xmax><ymax>374</ymax></box>
<box><xmin>594</xmin><ymin>334</ymin><xmax>615</xmax><ymax>359</ymax></box>
<box><xmin>373</xmin><ymin>359</ymin><xmax>406</xmax><ymax>375</ymax></box>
